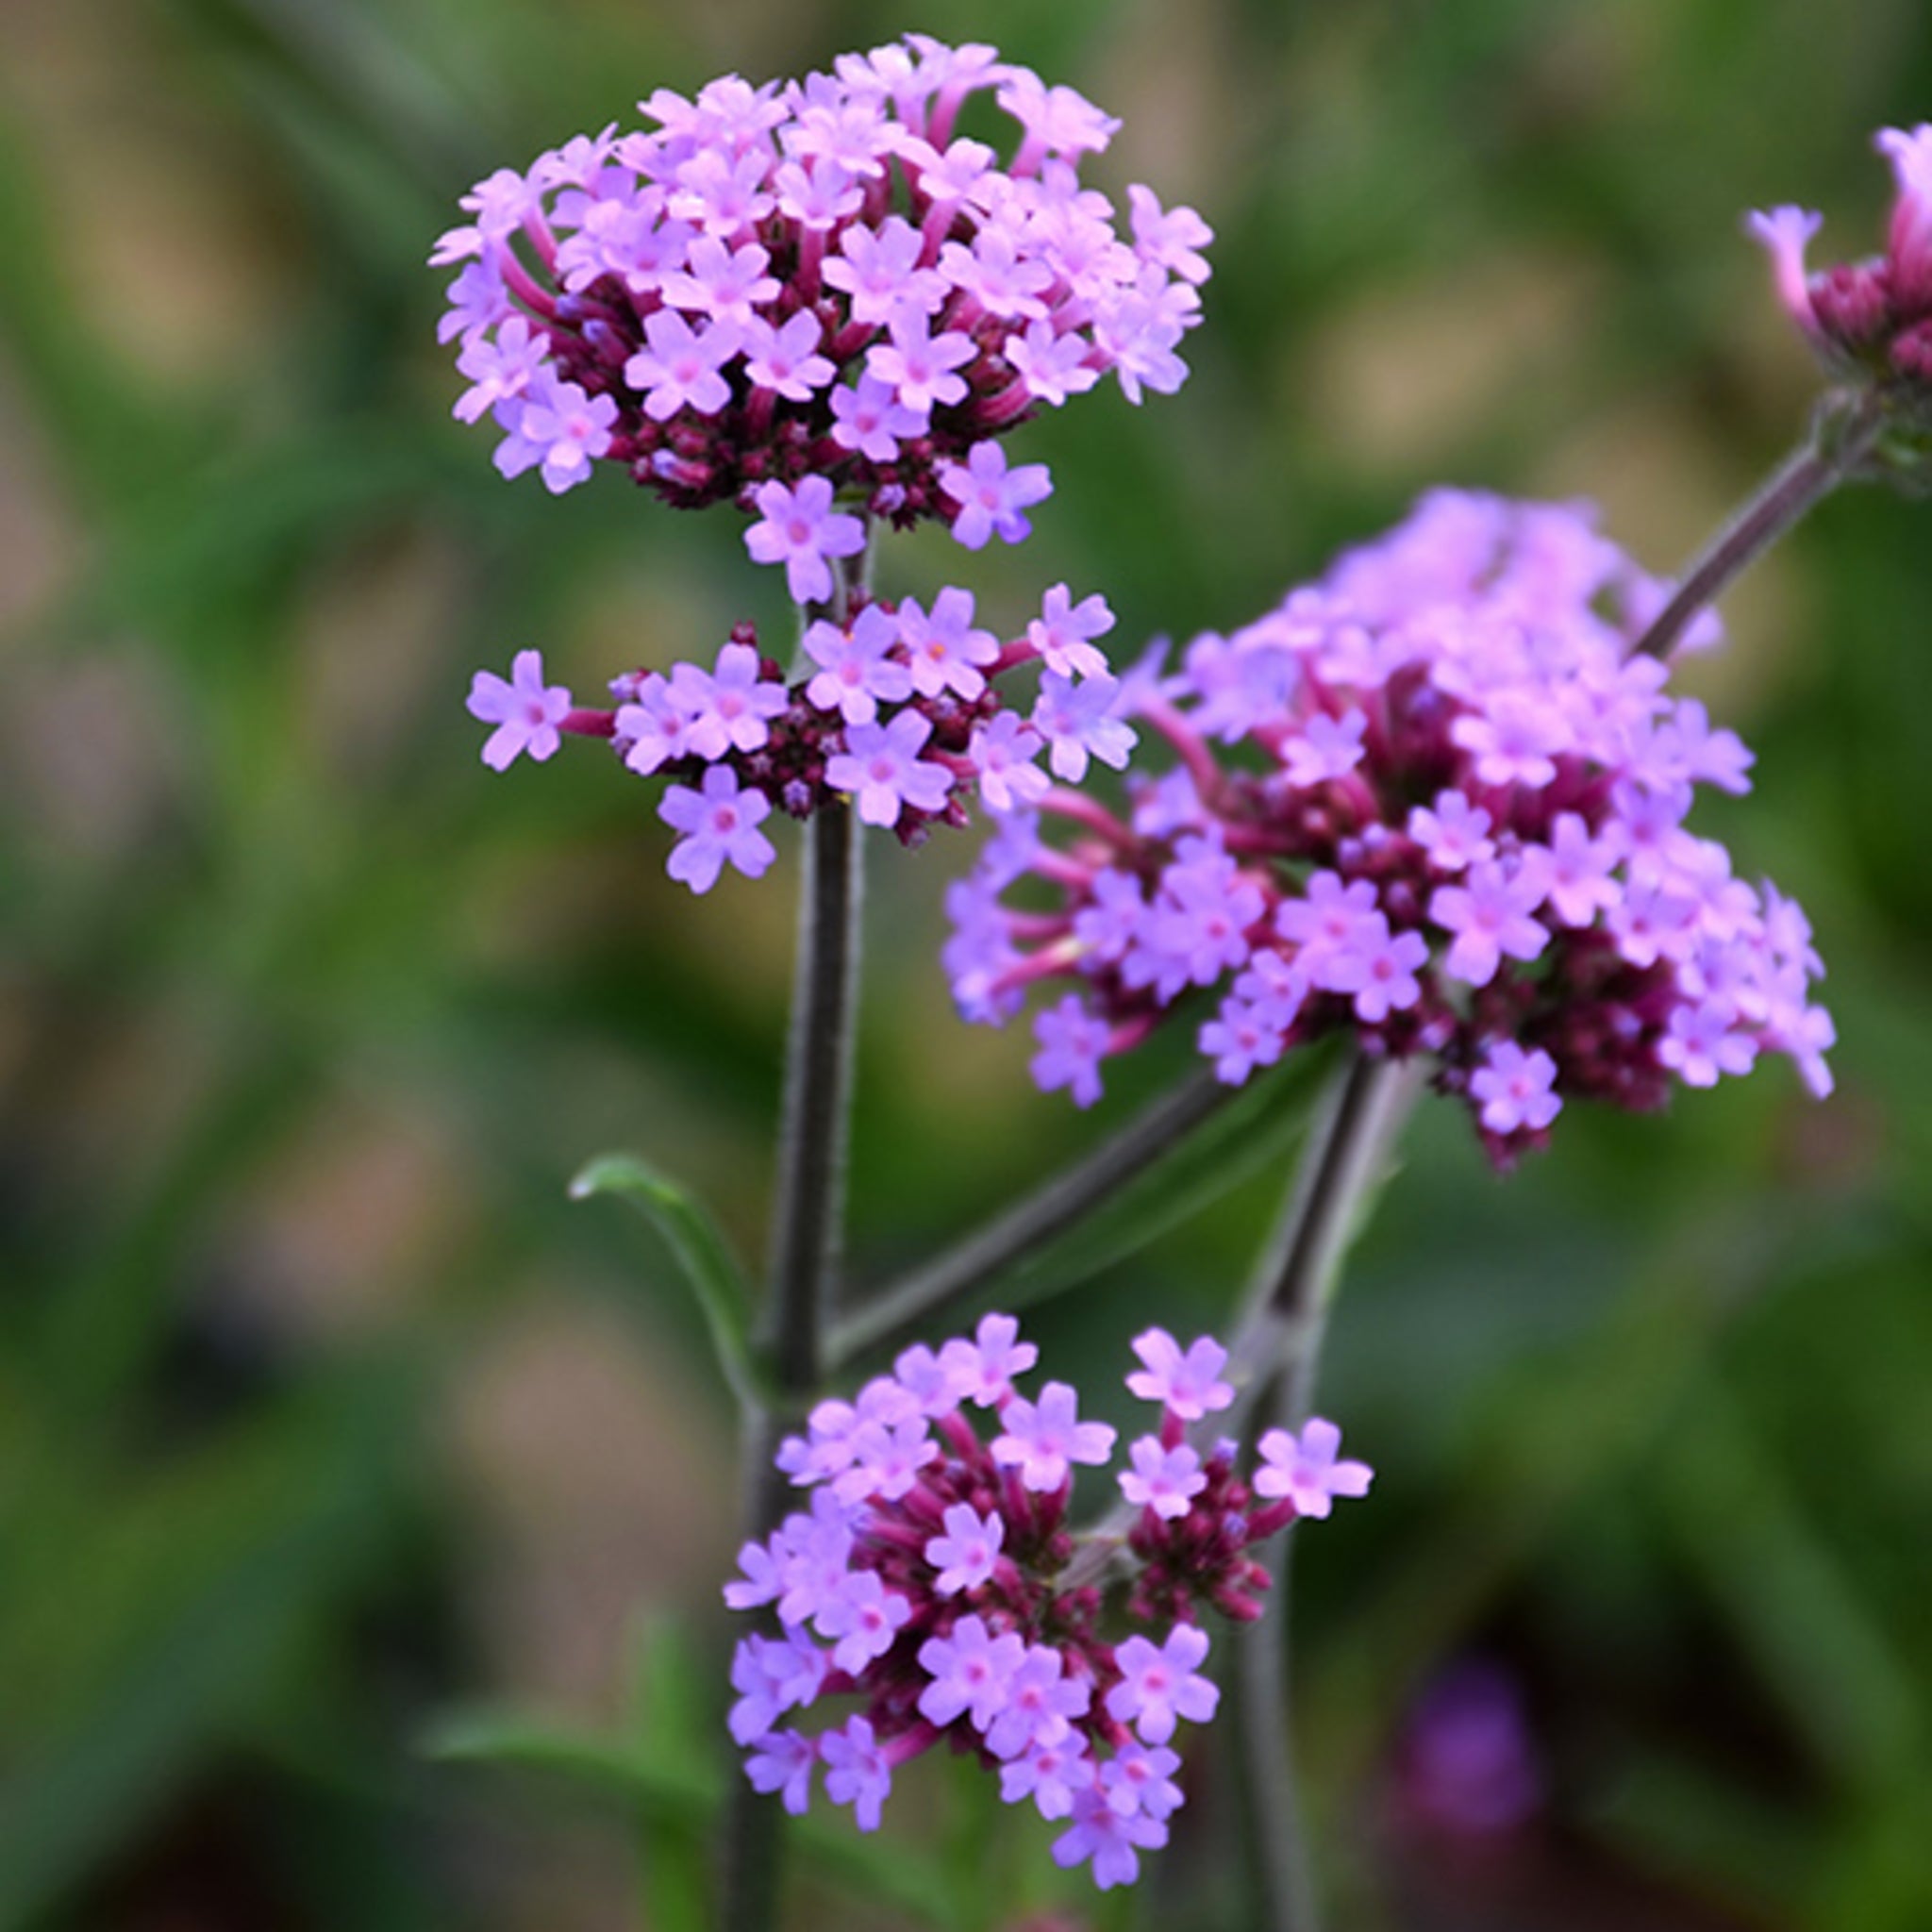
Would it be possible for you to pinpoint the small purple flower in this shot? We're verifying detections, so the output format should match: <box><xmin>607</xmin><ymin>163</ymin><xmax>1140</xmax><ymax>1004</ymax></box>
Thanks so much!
<box><xmin>1538</xmin><ymin>812</ymin><xmax>1625</xmax><ymax>927</ymax></box>
<box><xmin>1657</xmin><ymin>998</ymin><xmax>1758</xmax><ymax>1087</ymax></box>
<box><xmin>917</xmin><ymin>1613</ymin><xmax>1025</xmax><ymax>1731</ymax></box>
<box><xmin>1105</xmin><ymin>1626</ymin><xmax>1218</xmax><ymax>1744</ymax></box>
<box><xmin>659</xmin><ymin>233</ymin><xmax>780</xmax><ymax>325</ymax></box>
<box><xmin>1124</xmin><ymin>1329</ymin><xmax>1233</xmax><ymax>1421</ymax></box>
<box><xmin>742</xmin><ymin>310</ymin><xmax>837</xmax><ymax>401</ymax></box>
<box><xmin>1253</xmin><ymin>1417</ymin><xmax>1374</xmax><ymax>1519</ymax></box>
<box><xmin>1118</xmin><ymin>1439</ymin><xmax>1207</xmax><ymax>1521</ymax></box>
<box><xmin>925</xmin><ymin>1503</ymin><xmax>1005</xmax><ymax>1596</ymax></box>
<box><xmin>468</xmin><ymin>648</ymin><xmax>573</xmax><ymax>769</ymax></box>
<box><xmin>827</xmin><ymin>374</ymin><xmax>927</xmax><ymax>462</ymax></box>
<box><xmin>744</xmin><ymin>1728</ymin><xmax>816</xmax><ymax>1815</ymax></box>
<box><xmin>623</xmin><ymin>308</ymin><xmax>741</xmax><ymax>421</ymax></box>
<box><xmin>1030</xmin><ymin>994</ymin><xmax>1111</xmax><ymax>1108</ymax></box>
<box><xmin>1006</xmin><ymin>318</ymin><xmax>1101</xmax><ymax>406</ymax></box>
<box><xmin>825</xmin><ymin>709</ymin><xmax>953</xmax><ymax>827</ymax></box>
<box><xmin>683</xmin><ymin>641</ymin><xmax>789</xmax><ymax>757</ymax></box>
<box><xmin>803</xmin><ymin>605</ymin><xmax>915</xmax><ymax>725</ymax></box>
<box><xmin>453</xmin><ymin>315</ymin><xmax>548</xmax><ymax>424</ymax></box>
<box><xmin>1026</xmin><ymin>584</ymin><xmax>1115</xmax><ymax>678</ymax></box>
<box><xmin>493</xmin><ymin>376</ymin><xmax>618</xmax><ymax>493</ymax></box>
<box><xmin>1468</xmin><ymin>1041</ymin><xmax>1562</xmax><ymax>1133</ymax></box>
<box><xmin>659</xmin><ymin>764</ymin><xmax>777</xmax><ymax>892</ymax></box>
<box><xmin>1001</xmin><ymin>1735</ymin><xmax>1091</xmax><ymax>1821</ymax></box>
<box><xmin>817</xmin><ymin>1569</ymin><xmax>915</xmax><ymax>1674</ymax></box>
<box><xmin>728</xmin><ymin>1629</ymin><xmax>828</xmax><ymax>1744</ymax></box>
<box><xmin>1101</xmin><ymin>1741</ymin><xmax>1185</xmax><ymax>1823</ymax></box>
<box><xmin>1052</xmin><ymin>1784</ymin><xmax>1168</xmax><ymax>1890</ymax></box>
<box><xmin>820</xmin><ymin>1716</ymin><xmax>892</xmax><ymax>1832</ymax></box>
<box><xmin>1327</xmin><ymin>916</ymin><xmax>1429</xmax><ymax>1024</ymax></box>
<box><xmin>970</xmin><ymin>711</ymin><xmax>1051</xmax><ymax>814</ymax></box>
<box><xmin>941</xmin><ymin>440</ymin><xmax>1055</xmax><ymax>549</ymax></box>
<box><xmin>937</xmin><ymin>1313</ymin><xmax>1040</xmax><ymax>1407</ymax></box>
<box><xmin>743</xmin><ymin>476</ymin><xmax>867</xmax><ymax>605</ymax></box>
<box><xmin>991</xmin><ymin>1381</ymin><xmax>1117</xmax><ymax>1492</ymax></box>
<box><xmin>1281</xmin><ymin>708</ymin><xmax>1368</xmax><ymax>787</ymax></box>
<box><xmin>898</xmin><ymin>587</ymin><xmax>1000</xmax><ymax>701</ymax></box>
<box><xmin>1429</xmin><ymin>858</ymin><xmax>1551</xmax><ymax>988</ymax></box>
<box><xmin>1032</xmin><ymin>671</ymin><xmax>1136</xmax><ymax>782</ymax></box>
<box><xmin>1407</xmin><ymin>791</ymin><xmax>1495</xmax><ymax>873</ymax></box>
<box><xmin>866</xmin><ymin>313</ymin><xmax>977</xmax><ymax>414</ymax></box>
<box><xmin>984</xmin><ymin>1645</ymin><xmax>1092</xmax><ymax>1761</ymax></box>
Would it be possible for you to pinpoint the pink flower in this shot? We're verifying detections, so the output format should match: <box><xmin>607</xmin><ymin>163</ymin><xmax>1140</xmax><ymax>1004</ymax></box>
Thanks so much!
<box><xmin>743</xmin><ymin>477</ymin><xmax>867</xmax><ymax>606</ymax></box>
<box><xmin>467</xmin><ymin>648</ymin><xmax>573</xmax><ymax>769</ymax></box>
<box><xmin>1253</xmin><ymin>1417</ymin><xmax>1374</xmax><ymax>1520</ymax></box>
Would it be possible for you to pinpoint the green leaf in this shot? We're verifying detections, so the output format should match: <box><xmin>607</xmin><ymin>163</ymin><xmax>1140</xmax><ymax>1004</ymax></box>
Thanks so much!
<box><xmin>426</xmin><ymin>1711</ymin><xmax>966</xmax><ymax>1926</ymax></box>
<box><xmin>625</xmin><ymin>1619</ymin><xmax>713</xmax><ymax>1932</ymax></box>
<box><xmin>569</xmin><ymin>1153</ymin><xmax>764</xmax><ymax>1407</ymax></box>
<box><xmin>980</xmin><ymin>1053</ymin><xmax>1326</xmax><ymax>1314</ymax></box>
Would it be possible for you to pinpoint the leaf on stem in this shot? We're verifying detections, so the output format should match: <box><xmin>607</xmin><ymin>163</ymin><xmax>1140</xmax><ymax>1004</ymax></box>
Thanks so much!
<box><xmin>569</xmin><ymin>1152</ymin><xmax>766</xmax><ymax>1407</ymax></box>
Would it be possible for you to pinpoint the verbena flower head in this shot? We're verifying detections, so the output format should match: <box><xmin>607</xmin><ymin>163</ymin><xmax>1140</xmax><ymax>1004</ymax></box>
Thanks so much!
<box><xmin>463</xmin><ymin>583</ymin><xmax>1137</xmax><ymax>891</ymax></box>
<box><xmin>724</xmin><ymin>1315</ymin><xmax>1370</xmax><ymax>1889</ymax></box>
<box><xmin>942</xmin><ymin>491</ymin><xmax>1834</xmax><ymax>1164</ymax></box>
<box><xmin>433</xmin><ymin>35</ymin><xmax>1208</xmax><ymax>587</ymax></box>
<box><xmin>1747</xmin><ymin>125</ymin><xmax>1932</xmax><ymax>404</ymax></box>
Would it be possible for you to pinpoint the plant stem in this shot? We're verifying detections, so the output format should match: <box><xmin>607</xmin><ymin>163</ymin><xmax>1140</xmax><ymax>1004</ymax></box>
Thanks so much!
<box><xmin>721</xmin><ymin>552</ymin><xmax>870</xmax><ymax>1932</ymax></box>
<box><xmin>1225</xmin><ymin>1051</ymin><xmax>1421</xmax><ymax>1932</ymax></box>
<box><xmin>825</xmin><ymin>1066</ymin><xmax>1238</xmax><ymax>1368</ymax></box>
<box><xmin>1223</xmin><ymin>1052</ymin><xmax>1421</xmax><ymax>1418</ymax></box>
<box><xmin>1628</xmin><ymin>389</ymin><xmax>1887</xmax><ymax>661</ymax></box>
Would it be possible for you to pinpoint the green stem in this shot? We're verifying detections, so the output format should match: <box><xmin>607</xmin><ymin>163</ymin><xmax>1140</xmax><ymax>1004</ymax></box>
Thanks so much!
<box><xmin>1628</xmin><ymin>389</ymin><xmax>1887</xmax><ymax>661</ymax></box>
<box><xmin>825</xmin><ymin>1067</ymin><xmax>1238</xmax><ymax>1368</ymax></box>
<box><xmin>1225</xmin><ymin>1051</ymin><xmax>1421</xmax><ymax>1932</ymax></box>
<box><xmin>720</xmin><ymin>549</ymin><xmax>870</xmax><ymax>1932</ymax></box>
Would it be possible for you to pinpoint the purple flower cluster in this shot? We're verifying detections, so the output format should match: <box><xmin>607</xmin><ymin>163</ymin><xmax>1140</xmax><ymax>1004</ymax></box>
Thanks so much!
<box><xmin>942</xmin><ymin>491</ymin><xmax>1834</xmax><ymax>1162</ymax></box>
<box><xmin>1749</xmin><ymin>124</ymin><xmax>1932</xmax><ymax>393</ymax></box>
<box><xmin>465</xmin><ymin>584</ymin><xmax>1136</xmax><ymax>891</ymax></box>
<box><xmin>724</xmin><ymin>1316</ymin><xmax>1371</xmax><ymax>1889</ymax></box>
<box><xmin>433</xmin><ymin>34</ymin><xmax>1208</xmax><ymax>591</ymax></box>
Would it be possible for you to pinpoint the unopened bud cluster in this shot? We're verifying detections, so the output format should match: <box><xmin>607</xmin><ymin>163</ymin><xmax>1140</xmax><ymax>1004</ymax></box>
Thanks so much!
<box><xmin>1749</xmin><ymin>124</ymin><xmax>1932</xmax><ymax>404</ymax></box>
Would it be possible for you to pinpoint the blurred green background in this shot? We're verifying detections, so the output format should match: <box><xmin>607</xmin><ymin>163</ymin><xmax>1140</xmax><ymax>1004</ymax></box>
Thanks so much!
<box><xmin>3</xmin><ymin>0</ymin><xmax>1930</xmax><ymax>1926</ymax></box>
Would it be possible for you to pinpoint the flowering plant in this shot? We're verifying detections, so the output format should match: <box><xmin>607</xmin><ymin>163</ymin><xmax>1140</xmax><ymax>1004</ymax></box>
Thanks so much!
<box><xmin>431</xmin><ymin>39</ymin><xmax>1923</xmax><ymax>1932</ymax></box>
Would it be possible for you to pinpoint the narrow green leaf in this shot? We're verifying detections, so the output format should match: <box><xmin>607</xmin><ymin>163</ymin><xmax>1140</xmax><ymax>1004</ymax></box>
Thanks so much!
<box><xmin>426</xmin><ymin>1711</ymin><xmax>963</xmax><ymax>1925</ymax></box>
<box><xmin>569</xmin><ymin>1153</ymin><xmax>764</xmax><ymax>1406</ymax></box>
<box><xmin>625</xmin><ymin>1619</ymin><xmax>712</xmax><ymax>1932</ymax></box>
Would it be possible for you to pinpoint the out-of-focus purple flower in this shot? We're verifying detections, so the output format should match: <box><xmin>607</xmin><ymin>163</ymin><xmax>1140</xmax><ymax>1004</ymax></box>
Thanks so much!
<box><xmin>1030</xmin><ymin>995</ymin><xmax>1113</xmax><ymax>1108</ymax></box>
<box><xmin>1468</xmin><ymin>1042</ymin><xmax>1562</xmax><ymax>1135</ymax></box>
<box><xmin>1395</xmin><ymin>1661</ymin><xmax>1542</xmax><ymax>1836</ymax></box>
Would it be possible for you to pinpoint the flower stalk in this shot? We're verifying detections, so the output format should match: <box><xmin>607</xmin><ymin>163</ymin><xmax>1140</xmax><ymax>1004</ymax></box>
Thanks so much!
<box><xmin>1224</xmin><ymin>1050</ymin><xmax>1422</xmax><ymax>1932</ymax></box>
<box><xmin>724</xmin><ymin>552</ymin><xmax>870</xmax><ymax>1932</ymax></box>
<box><xmin>1628</xmin><ymin>388</ymin><xmax>1890</xmax><ymax>660</ymax></box>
